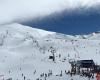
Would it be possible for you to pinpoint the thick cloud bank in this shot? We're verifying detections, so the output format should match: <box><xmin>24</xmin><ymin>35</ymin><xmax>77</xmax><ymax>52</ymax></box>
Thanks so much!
<box><xmin>0</xmin><ymin>0</ymin><xmax>100</xmax><ymax>24</ymax></box>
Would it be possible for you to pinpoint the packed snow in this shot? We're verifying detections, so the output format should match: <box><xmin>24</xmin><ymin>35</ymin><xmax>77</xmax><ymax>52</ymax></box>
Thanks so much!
<box><xmin>0</xmin><ymin>23</ymin><xmax>100</xmax><ymax>80</ymax></box>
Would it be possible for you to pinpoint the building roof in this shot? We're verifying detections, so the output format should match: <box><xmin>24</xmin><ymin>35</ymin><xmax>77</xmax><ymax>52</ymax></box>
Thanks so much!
<box><xmin>76</xmin><ymin>60</ymin><xmax>95</xmax><ymax>68</ymax></box>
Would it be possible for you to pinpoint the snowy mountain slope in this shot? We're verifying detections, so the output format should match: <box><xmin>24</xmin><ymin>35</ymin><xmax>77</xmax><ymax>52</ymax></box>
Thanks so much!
<box><xmin>0</xmin><ymin>23</ymin><xmax>100</xmax><ymax>80</ymax></box>
<box><xmin>0</xmin><ymin>23</ymin><xmax>55</xmax><ymax>39</ymax></box>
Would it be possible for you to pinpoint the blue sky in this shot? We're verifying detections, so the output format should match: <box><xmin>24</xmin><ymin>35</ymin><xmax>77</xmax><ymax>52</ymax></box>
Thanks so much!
<box><xmin>22</xmin><ymin>10</ymin><xmax>100</xmax><ymax>35</ymax></box>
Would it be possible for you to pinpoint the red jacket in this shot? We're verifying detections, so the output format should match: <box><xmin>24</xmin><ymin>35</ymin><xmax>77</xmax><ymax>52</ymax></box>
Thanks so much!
<box><xmin>96</xmin><ymin>73</ymin><xmax>100</xmax><ymax>80</ymax></box>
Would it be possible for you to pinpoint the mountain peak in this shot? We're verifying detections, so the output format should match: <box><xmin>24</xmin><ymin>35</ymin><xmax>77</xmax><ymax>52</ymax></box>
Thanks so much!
<box><xmin>0</xmin><ymin>23</ymin><xmax>55</xmax><ymax>38</ymax></box>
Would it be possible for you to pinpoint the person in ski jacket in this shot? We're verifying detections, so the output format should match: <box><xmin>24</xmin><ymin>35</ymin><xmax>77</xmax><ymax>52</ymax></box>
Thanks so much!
<box><xmin>96</xmin><ymin>72</ymin><xmax>100</xmax><ymax>80</ymax></box>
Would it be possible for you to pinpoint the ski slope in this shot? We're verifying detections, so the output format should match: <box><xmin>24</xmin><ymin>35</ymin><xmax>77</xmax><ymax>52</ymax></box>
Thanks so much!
<box><xmin>0</xmin><ymin>23</ymin><xmax>100</xmax><ymax>80</ymax></box>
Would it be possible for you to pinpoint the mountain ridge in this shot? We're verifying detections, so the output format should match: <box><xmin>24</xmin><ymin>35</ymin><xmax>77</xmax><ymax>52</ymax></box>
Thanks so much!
<box><xmin>1</xmin><ymin>23</ymin><xmax>100</xmax><ymax>40</ymax></box>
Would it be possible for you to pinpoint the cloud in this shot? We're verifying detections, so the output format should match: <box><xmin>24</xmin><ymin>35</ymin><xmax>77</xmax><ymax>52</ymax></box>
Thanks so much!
<box><xmin>0</xmin><ymin>0</ymin><xmax>100</xmax><ymax>24</ymax></box>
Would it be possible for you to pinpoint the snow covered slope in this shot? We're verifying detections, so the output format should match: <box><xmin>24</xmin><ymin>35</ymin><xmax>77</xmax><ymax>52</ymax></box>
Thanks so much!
<box><xmin>0</xmin><ymin>23</ymin><xmax>100</xmax><ymax>80</ymax></box>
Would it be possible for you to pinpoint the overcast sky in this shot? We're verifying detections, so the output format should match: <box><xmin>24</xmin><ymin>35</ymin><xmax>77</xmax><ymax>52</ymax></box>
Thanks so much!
<box><xmin>0</xmin><ymin>0</ymin><xmax>100</xmax><ymax>34</ymax></box>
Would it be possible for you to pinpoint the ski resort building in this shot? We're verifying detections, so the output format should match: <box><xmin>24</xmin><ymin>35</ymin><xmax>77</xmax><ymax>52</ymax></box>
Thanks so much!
<box><xmin>76</xmin><ymin>60</ymin><xmax>95</xmax><ymax>68</ymax></box>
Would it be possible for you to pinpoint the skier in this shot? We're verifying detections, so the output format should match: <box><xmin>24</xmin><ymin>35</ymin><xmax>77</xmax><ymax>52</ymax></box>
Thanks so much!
<box><xmin>24</xmin><ymin>76</ymin><xmax>26</xmax><ymax>80</ymax></box>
